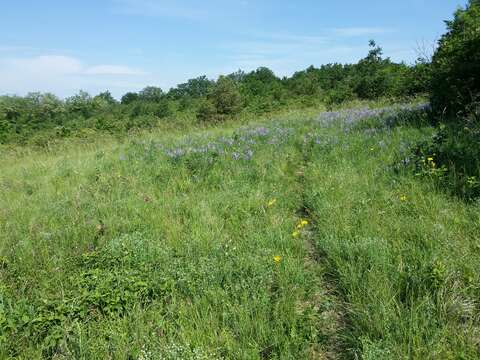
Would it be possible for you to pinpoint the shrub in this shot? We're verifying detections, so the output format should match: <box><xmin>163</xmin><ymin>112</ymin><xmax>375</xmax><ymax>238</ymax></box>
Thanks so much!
<box><xmin>139</xmin><ymin>86</ymin><xmax>164</xmax><ymax>102</ymax></box>
<box><xmin>126</xmin><ymin>114</ymin><xmax>158</xmax><ymax>130</ymax></box>
<box><xmin>353</xmin><ymin>41</ymin><xmax>391</xmax><ymax>99</ymax></box>
<box><xmin>65</xmin><ymin>91</ymin><xmax>95</xmax><ymax>118</ymax></box>
<box><xmin>411</xmin><ymin>0</ymin><xmax>480</xmax><ymax>200</ymax></box>
<box><xmin>401</xmin><ymin>60</ymin><xmax>431</xmax><ymax>97</ymax></box>
<box><xmin>154</xmin><ymin>100</ymin><xmax>173</xmax><ymax>118</ymax></box>
<box><xmin>196</xmin><ymin>99</ymin><xmax>217</xmax><ymax>122</ymax></box>
<box><xmin>210</xmin><ymin>76</ymin><xmax>243</xmax><ymax>116</ymax></box>
<box><xmin>430</xmin><ymin>0</ymin><xmax>480</xmax><ymax>118</ymax></box>
<box><xmin>196</xmin><ymin>76</ymin><xmax>243</xmax><ymax>122</ymax></box>
<box><xmin>168</xmin><ymin>75</ymin><xmax>214</xmax><ymax>99</ymax></box>
<box><xmin>407</xmin><ymin>119</ymin><xmax>480</xmax><ymax>200</ymax></box>
<box><xmin>121</xmin><ymin>92</ymin><xmax>139</xmax><ymax>105</ymax></box>
<box><xmin>94</xmin><ymin>91</ymin><xmax>117</xmax><ymax>105</ymax></box>
<box><xmin>325</xmin><ymin>83</ymin><xmax>355</xmax><ymax>105</ymax></box>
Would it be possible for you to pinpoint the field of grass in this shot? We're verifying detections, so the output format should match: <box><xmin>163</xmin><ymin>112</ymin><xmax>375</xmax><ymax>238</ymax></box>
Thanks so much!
<box><xmin>1</xmin><ymin>103</ymin><xmax>479</xmax><ymax>359</ymax></box>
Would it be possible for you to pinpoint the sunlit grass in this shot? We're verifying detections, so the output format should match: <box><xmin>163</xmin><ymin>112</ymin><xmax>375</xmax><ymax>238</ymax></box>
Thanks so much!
<box><xmin>1</xmin><ymin>103</ymin><xmax>478</xmax><ymax>359</ymax></box>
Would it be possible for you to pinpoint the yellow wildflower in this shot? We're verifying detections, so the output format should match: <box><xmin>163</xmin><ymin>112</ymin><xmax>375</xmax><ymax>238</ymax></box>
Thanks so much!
<box><xmin>427</xmin><ymin>157</ymin><xmax>434</xmax><ymax>162</ymax></box>
<box><xmin>273</xmin><ymin>255</ymin><xmax>282</xmax><ymax>264</ymax></box>
<box><xmin>400</xmin><ymin>195</ymin><xmax>407</xmax><ymax>202</ymax></box>
<box><xmin>267</xmin><ymin>199</ymin><xmax>277</xmax><ymax>207</ymax></box>
<box><xmin>296</xmin><ymin>219</ymin><xmax>309</xmax><ymax>229</ymax></box>
<box><xmin>292</xmin><ymin>230</ymin><xmax>300</xmax><ymax>238</ymax></box>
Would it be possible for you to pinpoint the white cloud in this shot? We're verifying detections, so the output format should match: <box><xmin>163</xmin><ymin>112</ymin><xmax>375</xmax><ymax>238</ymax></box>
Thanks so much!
<box><xmin>0</xmin><ymin>45</ymin><xmax>38</xmax><ymax>53</ymax></box>
<box><xmin>211</xmin><ymin>29</ymin><xmax>412</xmax><ymax>80</ymax></box>
<box><xmin>7</xmin><ymin>55</ymin><xmax>83</xmax><ymax>75</ymax></box>
<box><xmin>254</xmin><ymin>32</ymin><xmax>328</xmax><ymax>45</ymax></box>
<box><xmin>332</xmin><ymin>27</ymin><xmax>392</xmax><ymax>37</ymax></box>
<box><xmin>215</xmin><ymin>31</ymin><xmax>361</xmax><ymax>76</ymax></box>
<box><xmin>0</xmin><ymin>54</ymin><xmax>148</xmax><ymax>98</ymax></box>
<box><xmin>84</xmin><ymin>65</ymin><xmax>147</xmax><ymax>76</ymax></box>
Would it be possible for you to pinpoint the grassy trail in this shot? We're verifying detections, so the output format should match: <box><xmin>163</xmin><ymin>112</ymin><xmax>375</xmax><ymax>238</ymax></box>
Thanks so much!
<box><xmin>0</xmin><ymin>113</ymin><xmax>340</xmax><ymax>359</ymax></box>
<box><xmin>1</xmin><ymin>106</ymin><xmax>479</xmax><ymax>359</ymax></box>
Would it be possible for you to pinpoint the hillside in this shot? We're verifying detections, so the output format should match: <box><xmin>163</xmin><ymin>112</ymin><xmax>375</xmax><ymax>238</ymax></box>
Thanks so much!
<box><xmin>1</xmin><ymin>103</ymin><xmax>479</xmax><ymax>359</ymax></box>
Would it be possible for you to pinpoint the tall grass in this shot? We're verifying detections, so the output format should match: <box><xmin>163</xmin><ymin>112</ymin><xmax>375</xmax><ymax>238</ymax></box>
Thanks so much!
<box><xmin>304</xmin><ymin>113</ymin><xmax>480</xmax><ymax>358</ymax></box>
<box><xmin>0</xmin><ymin>103</ymin><xmax>478</xmax><ymax>359</ymax></box>
<box><xmin>0</xmin><ymin>112</ymin><xmax>337</xmax><ymax>358</ymax></box>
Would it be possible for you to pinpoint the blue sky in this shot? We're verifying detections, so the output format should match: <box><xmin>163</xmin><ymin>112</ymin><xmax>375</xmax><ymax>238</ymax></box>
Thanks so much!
<box><xmin>0</xmin><ymin>0</ymin><xmax>467</xmax><ymax>98</ymax></box>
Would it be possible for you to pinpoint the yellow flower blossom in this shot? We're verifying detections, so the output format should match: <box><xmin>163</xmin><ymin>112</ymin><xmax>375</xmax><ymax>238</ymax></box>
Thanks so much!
<box><xmin>292</xmin><ymin>230</ymin><xmax>300</xmax><ymax>238</ymax></box>
<box><xmin>296</xmin><ymin>219</ymin><xmax>309</xmax><ymax>229</ymax></box>
<box><xmin>273</xmin><ymin>255</ymin><xmax>282</xmax><ymax>264</ymax></box>
<box><xmin>427</xmin><ymin>157</ymin><xmax>434</xmax><ymax>162</ymax></box>
<box><xmin>267</xmin><ymin>199</ymin><xmax>277</xmax><ymax>207</ymax></box>
<box><xmin>400</xmin><ymin>195</ymin><xmax>407</xmax><ymax>202</ymax></box>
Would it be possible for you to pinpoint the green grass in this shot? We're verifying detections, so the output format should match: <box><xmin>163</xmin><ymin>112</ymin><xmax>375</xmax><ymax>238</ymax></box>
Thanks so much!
<box><xmin>303</xmin><ymin>116</ymin><xmax>480</xmax><ymax>359</ymax></box>
<box><xmin>1</xmin><ymin>103</ymin><xmax>479</xmax><ymax>359</ymax></box>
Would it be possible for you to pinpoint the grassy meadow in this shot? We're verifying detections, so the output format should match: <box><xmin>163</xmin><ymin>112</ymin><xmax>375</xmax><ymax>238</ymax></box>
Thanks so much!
<box><xmin>1</xmin><ymin>103</ymin><xmax>479</xmax><ymax>359</ymax></box>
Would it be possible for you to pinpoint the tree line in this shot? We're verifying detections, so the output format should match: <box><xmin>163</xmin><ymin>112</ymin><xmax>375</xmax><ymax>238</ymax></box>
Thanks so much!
<box><xmin>0</xmin><ymin>41</ymin><xmax>429</xmax><ymax>145</ymax></box>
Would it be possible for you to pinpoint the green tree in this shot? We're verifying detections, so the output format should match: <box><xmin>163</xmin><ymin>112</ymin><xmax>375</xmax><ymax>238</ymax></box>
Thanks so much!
<box><xmin>196</xmin><ymin>99</ymin><xmax>217</xmax><ymax>122</ymax></box>
<box><xmin>169</xmin><ymin>76</ymin><xmax>214</xmax><ymax>99</ymax></box>
<box><xmin>65</xmin><ymin>90</ymin><xmax>94</xmax><ymax>118</ymax></box>
<box><xmin>415</xmin><ymin>0</ymin><xmax>480</xmax><ymax>199</ymax></box>
<box><xmin>121</xmin><ymin>92</ymin><xmax>139</xmax><ymax>105</ymax></box>
<box><xmin>353</xmin><ymin>40</ymin><xmax>391</xmax><ymax>99</ymax></box>
<box><xmin>139</xmin><ymin>86</ymin><xmax>164</xmax><ymax>102</ymax></box>
<box><xmin>95</xmin><ymin>91</ymin><xmax>117</xmax><ymax>105</ymax></box>
<box><xmin>430</xmin><ymin>0</ymin><xmax>480</xmax><ymax>117</ymax></box>
<box><xmin>210</xmin><ymin>76</ymin><xmax>243</xmax><ymax>116</ymax></box>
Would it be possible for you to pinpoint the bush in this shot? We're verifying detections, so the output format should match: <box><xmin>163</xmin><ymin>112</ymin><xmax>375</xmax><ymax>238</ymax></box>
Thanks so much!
<box><xmin>412</xmin><ymin>1</ymin><xmax>480</xmax><ymax>200</ymax></box>
<box><xmin>139</xmin><ymin>86</ymin><xmax>164</xmax><ymax>102</ymax></box>
<box><xmin>196</xmin><ymin>99</ymin><xmax>217</xmax><ymax>122</ymax></box>
<box><xmin>121</xmin><ymin>92</ymin><xmax>139</xmax><ymax>105</ymax></box>
<box><xmin>325</xmin><ymin>83</ymin><xmax>355</xmax><ymax>105</ymax></box>
<box><xmin>210</xmin><ymin>76</ymin><xmax>243</xmax><ymax>116</ymax></box>
<box><xmin>430</xmin><ymin>0</ymin><xmax>480</xmax><ymax>118</ymax></box>
<box><xmin>401</xmin><ymin>61</ymin><xmax>431</xmax><ymax>97</ymax></box>
<box><xmin>154</xmin><ymin>100</ymin><xmax>173</xmax><ymax>118</ymax></box>
<box><xmin>405</xmin><ymin>119</ymin><xmax>480</xmax><ymax>200</ymax></box>
<box><xmin>196</xmin><ymin>76</ymin><xmax>243</xmax><ymax>122</ymax></box>
<box><xmin>65</xmin><ymin>91</ymin><xmax>95</xmax><ymax>118</ymax></box>
<box><xmin>353</xmin><ymin>41</ymin><xmax>391</xmax><ymax>99</ymax></box>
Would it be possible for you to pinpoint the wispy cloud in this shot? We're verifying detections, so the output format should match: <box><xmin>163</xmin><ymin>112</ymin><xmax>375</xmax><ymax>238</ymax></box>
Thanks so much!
<box><xmin>0</xmin><ymin>54</ymin><xmax>148</xmax><ymax>97</ymax></box>
<box><xmin>0</xmin><ymin>45</ymin><xmax>39</xmax><ymax>53</ymax></box>
<box><xmin>2</xmin><ymin>55</ymin><xmax>147</xmax><ymax>77</ymax></box>
<box><xmin>254</xmin><ymin>32</ymin><xmax>328</xmax><ymax>45</ymax></box>
<box><xmin>211</xmin><ymin>27</ymin><xmax>408</xmax><ymax>79</ymax></box>
<box><xmin>7</xmin><ymin>55</ymin><xmax>83</xmax><ymax>75</ymax></box>
<box><xmin>331</xmin><ymin>27</ymin><xmax>392</xmax><ymax>37</ymax></box>
<box><xmin>84</xmin><ymin>65</ymin><xmax>147</xmax><ymax>76</ymax></box>
<box><xmin>211</xmin><ymin>31</ymin><xmax>366</xmax><ymax>78</ymax></box>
